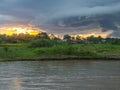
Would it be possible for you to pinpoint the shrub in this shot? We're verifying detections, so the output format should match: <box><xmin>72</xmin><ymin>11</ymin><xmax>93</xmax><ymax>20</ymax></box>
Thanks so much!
<box><xmin>29</xmin><ymin>39</ymin><xmax>64</xmax><ymax>48</ymax></box>
<box><xmin>29</xmin><ymin>39</ymin><xmax>52</xmax><ymax>48</ymax></box>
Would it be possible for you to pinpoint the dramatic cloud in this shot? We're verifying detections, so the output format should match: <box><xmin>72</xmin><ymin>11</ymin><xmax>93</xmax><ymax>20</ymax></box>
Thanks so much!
<box><xmin>0</xmin><ymin>0</ymin><xmax>120</xmax><ymax>37</ymax></box>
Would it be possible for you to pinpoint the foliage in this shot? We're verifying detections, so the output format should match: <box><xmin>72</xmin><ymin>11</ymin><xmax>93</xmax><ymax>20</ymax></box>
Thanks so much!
<box><xmin>0</xmin><ymin>31</ymin><xmax>120</xmax><ymax>61</ymax></box>
<box><xmin>29</xmin><ymin>39</ymin><xmax>64</xmax><ymax>48</ymax></box>
<box><xmin>0</xmin><ymin>32</ymin><xmax>120</xmax><ymax>44</ymax></box>
<box><xmin>0</xmin><ymin>43</ymin><xmax>120</xmax><ymax>60</ymax></box>
<box><xmin>63</xmin><ymin>34</ymin><xmax>71</xmax><ymax>41</ymax></box>
<box><xmin>36</xmin><ymin>32</ymin><xmax>50</xmax><ymax>39</ymax></box>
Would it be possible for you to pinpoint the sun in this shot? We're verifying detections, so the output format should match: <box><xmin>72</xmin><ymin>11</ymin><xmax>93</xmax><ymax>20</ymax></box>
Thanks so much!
<box><xmin>14</xmin><ymin>28</ymin><xmax>39</xmax><ymax>35</ymax></box>
<box><xmin>14</xmin><ymin>28</ymin><xmax>27</xmax><ymax>34</ymax></box>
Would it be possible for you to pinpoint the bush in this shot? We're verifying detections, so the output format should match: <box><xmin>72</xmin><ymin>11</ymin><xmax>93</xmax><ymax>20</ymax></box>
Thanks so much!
<box><xmin>29</xmin><ymin>39</ymin><xmax>64</xmax><ymax>48</ymax></box>
<box><xmin>35</xmin><ymin>44</ymin><xmax>97</xmax><ymax>57</ymax></box>
<box><xmin>29</xmin><ymin>39</ymin><xmax>52</xmax><ymax>48</ymax></box>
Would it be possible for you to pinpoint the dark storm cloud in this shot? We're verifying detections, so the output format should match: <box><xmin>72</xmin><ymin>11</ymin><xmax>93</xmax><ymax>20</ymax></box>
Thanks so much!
<box><xmin>0</xmin><ymin>0</ymin><xmax>120</xmax><ymax>36</ymax></box>
<box><xmin>0</xmin><ymin>0</ymin><xmax>120</xmax><ymax>22</ymax></box>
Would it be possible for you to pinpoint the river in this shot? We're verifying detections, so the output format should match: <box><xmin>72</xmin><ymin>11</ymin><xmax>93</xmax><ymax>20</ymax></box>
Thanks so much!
<box><xmin>0</xmin><ymin>60</ymin><xmax>120</xmax><ymax>90</ymax></box>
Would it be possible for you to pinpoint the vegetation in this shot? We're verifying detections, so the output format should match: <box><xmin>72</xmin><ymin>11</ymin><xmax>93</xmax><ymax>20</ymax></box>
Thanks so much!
<box><xmin>0</xmin><ymin>32</ymin><xmax>120</xmax><ymax>61</ymax></box>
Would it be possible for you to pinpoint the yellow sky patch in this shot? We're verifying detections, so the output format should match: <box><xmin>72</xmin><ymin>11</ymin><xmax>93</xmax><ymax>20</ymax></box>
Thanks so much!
<box><xmin>0</xmin><ymin>25</ymin><xmax>43</xmax><ymax>35</ymax></box>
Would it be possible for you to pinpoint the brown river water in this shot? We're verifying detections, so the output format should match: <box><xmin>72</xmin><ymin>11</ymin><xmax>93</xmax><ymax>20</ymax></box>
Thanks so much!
<box><xmin>0</xmin><ymin>60</ymin><xmax>120</xmax><ymax>90</ymax></box>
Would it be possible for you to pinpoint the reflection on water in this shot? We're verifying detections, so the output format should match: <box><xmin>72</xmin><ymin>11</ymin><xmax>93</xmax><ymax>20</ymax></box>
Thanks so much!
<box><xmin>11</xmin><ymin>77</ymin><xmax>22</xmax><ymax>90</ymax></box>
<box><xmin>0</xmin><ymin>60</ymin><xmax>120</xmax><ymax>90</ymax></box>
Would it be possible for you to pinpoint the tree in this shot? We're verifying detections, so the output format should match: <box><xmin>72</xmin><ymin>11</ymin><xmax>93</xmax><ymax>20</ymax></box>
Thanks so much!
<box><xmin>49</xmin><ymin>34</ymin><xmax>60</xmax><ymax>40</ymax></box>
<box><xmin>36</xmin><ymin>32</ymin><xmax>50</xmax><ymax>39</ymax></box>
<box><xmin>76</xmin><ymin>35</ymin><xmax>81</xmax><ymax>40</ymax></box>
<box><xmin>63</xmin><ymin>34</ymin><xmax>71</xmax><ymax>41</ymax></box>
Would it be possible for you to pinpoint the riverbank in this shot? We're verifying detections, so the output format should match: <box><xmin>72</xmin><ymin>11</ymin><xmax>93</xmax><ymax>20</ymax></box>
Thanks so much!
<box><xmin>0</xmin><ymin>44</ymin><xmax>120</xmax><ymax>61</ymax></box>
<box><xmin>1</xmin><ymin>57</ymin><xmax>120</xmax><ymax>62</ymax></box>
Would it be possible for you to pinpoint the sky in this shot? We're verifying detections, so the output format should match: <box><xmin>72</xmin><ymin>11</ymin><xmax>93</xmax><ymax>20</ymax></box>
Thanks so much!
<box><xmin>0</xmin><ymin>0</ymin><xmax>120</xmax><ymax>36</ymax></box>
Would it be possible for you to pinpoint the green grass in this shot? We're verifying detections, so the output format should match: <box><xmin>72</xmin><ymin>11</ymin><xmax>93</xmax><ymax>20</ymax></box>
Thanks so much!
<box><xmin>0</xmin><ymin>43</ymin><xmax>120</xmax><ymax>61</ymax></box>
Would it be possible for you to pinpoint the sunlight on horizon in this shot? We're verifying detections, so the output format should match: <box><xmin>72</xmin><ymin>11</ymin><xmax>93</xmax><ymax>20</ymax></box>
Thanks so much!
<box><xmin>71</xmin><ymin>30</ymin><xmax>114</xmax><ymax>38</ymax></box>
<box><xmin>0</xmin><ymin>25</ymin><xmax>114</xmax><ymax>38</ymax></box>
<box><xmin>0</xmin><ymin>26</ymin><xmax>43</xmax><ymax>35</ymax></box>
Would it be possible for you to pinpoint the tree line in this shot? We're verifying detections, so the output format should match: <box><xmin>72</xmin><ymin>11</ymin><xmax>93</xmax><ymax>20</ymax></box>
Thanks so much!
<box><xmin>0</xmin><ymin>32</ymin><xmax>120</xmax><ymax>45</ymax></box>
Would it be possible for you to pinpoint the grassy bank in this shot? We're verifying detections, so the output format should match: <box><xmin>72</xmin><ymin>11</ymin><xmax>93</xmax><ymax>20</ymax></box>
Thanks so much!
<box><xmin>0</xmin><ymin>43</ymin><xmax>120</xmax><ymax>61</ymax></box>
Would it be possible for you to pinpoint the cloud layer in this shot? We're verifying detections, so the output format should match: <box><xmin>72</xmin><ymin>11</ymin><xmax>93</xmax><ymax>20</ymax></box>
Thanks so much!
<box><xmin>0</xmin><ymin>0</ymin><xmax>120</xmax><ymax>36</ymax></box>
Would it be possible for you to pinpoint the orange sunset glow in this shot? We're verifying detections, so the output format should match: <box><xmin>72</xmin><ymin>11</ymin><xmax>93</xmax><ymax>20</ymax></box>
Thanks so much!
<box><xmin>0</xmin><ymin>26</ymin><xmax>42</xmax><ymax>35</ymax></box>
<box><xmin>71</xmin><ymin>30</ymin><xmax>114</xmax><ymax>39</ymax></box>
